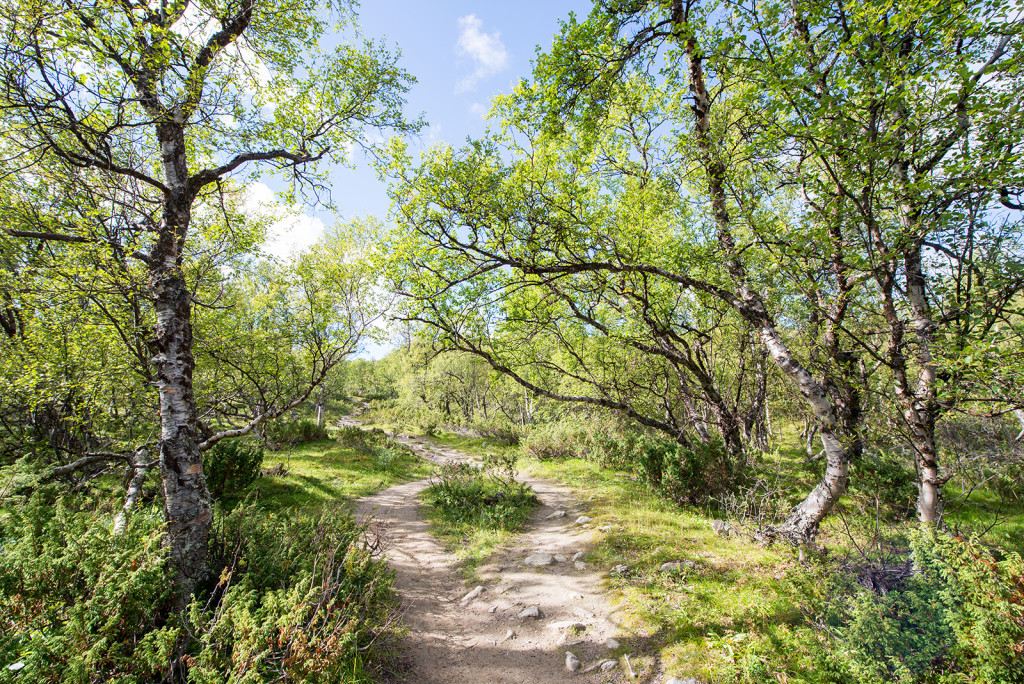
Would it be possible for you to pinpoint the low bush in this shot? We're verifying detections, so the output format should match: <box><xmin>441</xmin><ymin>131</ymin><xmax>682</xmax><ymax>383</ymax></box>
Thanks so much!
<box><xmin>0</xmin><ymin>491</ymin><xmax>398</xmax><ymax>683</ymax></box>
<box><xmin>847</xmin><ymin>450</ymin><xmax>917</xmax><ymax>518</ymax></box>
<box><xmin>266</xmin><ymin>419</ymin><xmax>329</xmax><ymax>447</ymax></box>
<box><xmin>203</xmin><ymin>440</ymin><xmax>264</xmax><ymax>499</ymax></box>
<box><xmin>190</xmin><ymin>502</ymin><xmax>396</xmax><ymax>683</ymax></box>
<box><xmin>522</xmin><ymin>415</ymin><xmax>639</xmax><ymax>464</ymax></box>
<box><xmin>771</xmin><ymin>531</ymin><xmax>1024</xmax><ymax>684</ymax></box>
<box><xmin>635</xmin><ymin>437</ymin><xmax>739</xmax><ymax>505</ymax></box>
<box><xmin>335</xmin><ymin>426</ymin><xmax>414</xmax><ymax>474</ymax></box>
<box><xmin>0</xmin><ymin>491</ymin><xmax>179</xmax><ymax>682</ymax></box>
<box><xmin>469</xmin><ymin>419</ymin><xmax>523</xmax><ymax>445</ymax></box>
<box><xmin>424</xmin><ymin>454</ymin><xmax>537</xmax><ymax>532</ymax></box>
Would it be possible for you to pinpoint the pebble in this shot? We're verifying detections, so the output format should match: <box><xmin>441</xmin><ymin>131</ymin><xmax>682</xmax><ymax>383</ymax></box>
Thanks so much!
<box><xmin>546</xmin><ymin>510</ymin><xmax>567</xmax><ymax>519</ymax></box>
<box><xmin>576</xmin><ymin>515</ymin><xmax>593</xmax><ymax>524</ymax></box>
<box><xmin>524</xmin><ymin>552</ymin><xmax>555</xmax><ymax>566</ymax></box>
<box><xmin>565</xmin><ymin>651</ymin><xmax>581</xmax><ymax>672</ymax></box>
<box><xmin>505</xmin><ymin>629</ymin><xmax>516</xmax><ymax>640</ymax></box>
<box><xmin>461</xmin><ymin>586</ymin><xmax>484</xmax><ymax>603</ymax></box>
<box><xmin>574</xmin><ymin>561</ymin><xmax>588</xmax><ymax>570</ymax></box>
<box><xmin>573</xmin><ymin>607</ymin><xmax>595</xmax><ymax>620</ymax></box>
<box><xmin>554</xmin><ymin>553</ymin><xmax>567</xmax><ymax>563</ymax></box>
<box><xmin>611</xmin><ymin>564</ymin><xmax>630</xmax><ymax>575</ymax></box>
<box><xmin>518</xmin><ymin>605</ymin><xmax>541</xmax><ymax>618</ymax></box>
<box><xmin>488</xmin><ymin>605</ymin><xmax>498</xmax><ymax>613</ymax></box>
<box><xmin>605</xmin><ymin>637</ymin><xmax>620</xmax><ymax>649</ymax></box>
<box><xmin>572</xmin><ymin>551</ymin><xmax>585</xmax><ymax>562</ymax></box>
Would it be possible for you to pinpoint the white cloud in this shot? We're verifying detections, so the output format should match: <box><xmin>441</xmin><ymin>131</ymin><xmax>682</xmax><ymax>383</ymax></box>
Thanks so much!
<box><xmin>246</xmin><ymin>182</ymin><xmax>327</xmax><ymax>259</ymax></box>
<box><xmin>264</xmin><ymin>213</ymin><xmax>326</xmax><ymax>259</ymax></box>
<box><xmin>454</xmin><ymin>14</ymin><xmax>509</xmax><ymax>94</ymax></box>
<box><xmin>469</xmin><ymin>102</ymin><xmax>488</xmax><ymax>118</ymax></box>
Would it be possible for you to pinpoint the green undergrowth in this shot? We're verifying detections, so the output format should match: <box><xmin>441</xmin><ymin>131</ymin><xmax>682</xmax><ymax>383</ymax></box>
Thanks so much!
<box><xmin>0</xmin><ymin>490</ymin><xmax>400</xmax><ymax>683</ymax></box>
<box><xmin>240</xmin><ymin>434</ymin><xmax>432</xmax><ymax>513</ymax></box>
<box><xmin>422</xmin><ymin>453</ymin><xmax>538</xmax><ymax>579</ymax></box>
<box><xmin>523</xmin><ymin>455</ymin><xmax>797</xmax><ymax>681</ymax></box>
<box><xmin>523</xmin><ymin>455</ymin><xmax>1024</xmax><ymax>684</ymax></box>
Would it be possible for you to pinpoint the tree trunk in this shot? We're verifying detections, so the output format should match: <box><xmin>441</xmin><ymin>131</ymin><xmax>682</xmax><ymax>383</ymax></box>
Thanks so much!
<box><xmin>151</xmin><ymin>122</ymin><xmax>211</xmax><ymax>603</ymax></box>
<box><xmin>679</xmin><ymin>17</ymin><xmax>856</xmax><ymax>541</ymax></box>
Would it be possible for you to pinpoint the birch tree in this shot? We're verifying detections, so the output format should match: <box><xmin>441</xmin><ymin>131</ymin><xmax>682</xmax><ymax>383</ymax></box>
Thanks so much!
<box><xmin>1</xmin><ymin>0</ymin><xmax>418</xmax><ymax>599</ymax></box>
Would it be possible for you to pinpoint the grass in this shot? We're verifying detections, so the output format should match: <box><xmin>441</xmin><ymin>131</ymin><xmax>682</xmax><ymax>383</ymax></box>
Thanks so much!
<box><xmin>420</xmin><ymin>457</ymin><xmax>538</xmax><ymax>579</ymax></box>
<box><xmin>521</xmin><ymin>454</ymin><xmax>803</xmax><ymax>682</ymax></box>
<box><xmin>230</xmin><ymin>436</ymin><xmax>432</xmax><ymax>513</ymax></box>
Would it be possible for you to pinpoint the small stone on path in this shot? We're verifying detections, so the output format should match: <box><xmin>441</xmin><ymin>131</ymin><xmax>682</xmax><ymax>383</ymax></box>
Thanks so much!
<box><xmin>604</xmin><ymin>637</ymin><xmax>620</xmax><ymax>649</ymax></box>
<box><xmin>565</xmin><ymin>651</ymin><xmax>581</xmax><ymax>672</ymax></box>
<box><xmin>505</xmin><ymin>629</ymin><xmax>516</xmax><ymax>640</ymax></box>
<box><xmin>547</xmin><ymin>510</ymin><xmax>567</xmax><ymax>519</ymax></box>
<box><xmin>518</xmin><ymin>605</ymin><xmax>541</xmax><ymax>619</ymax></box>
<box><xmin>461</xmin><ymin>586</ymin><xmax>484</xmax><ymax>603</ymax></box>
<box><xmin>554</xmin><ymin>553</ymin><xmax>567</xmax><ymax>563</ymax></box>
<box><xmin>572</xmin><ymin>551</ymin><xmax>585</xmax><ymax>562</ymax></box>
<box><xmin>573</xmin><ymin>607</ymin><xmax>595</xmax><ymax>620</ymax></box>
<box><xmin>525</xmin><ymin>552</ymin><xmax>555</xmax><ymax>566</ymax></box>
<box><xmin>611</xmin><ymin>564</ymin><xmax>630</xmax><ymax>575</ymax></box>
<box><xmin>574</xmin><ymin>561</ymin><xmax>588</xmax><ymax>570</ymax></box>
<box><xmin>576</xmin><ymin>515</ymin><xmax>593</xmax><ymax>524</ymax></box>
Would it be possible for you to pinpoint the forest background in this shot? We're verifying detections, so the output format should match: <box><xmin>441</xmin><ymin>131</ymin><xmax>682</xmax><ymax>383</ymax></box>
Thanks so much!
<box><xmin>1</xmin><ymin>0</ymin><xmax>1023</xmax><ymax>682</ymax></box>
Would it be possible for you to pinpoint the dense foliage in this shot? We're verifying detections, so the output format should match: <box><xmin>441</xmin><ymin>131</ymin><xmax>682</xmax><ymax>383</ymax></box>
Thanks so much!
<box><xmin>0</xmin><ymin>494</ymin><xmax>396</xmax><ymax>683</ymax></box>
<box><xmin>203</xmin><ymin>441</ymin><xmax>265</xmax><ymax>500</ymax></box>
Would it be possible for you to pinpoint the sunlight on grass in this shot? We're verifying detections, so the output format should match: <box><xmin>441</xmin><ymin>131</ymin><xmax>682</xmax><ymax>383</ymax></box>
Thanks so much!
<box><xmin>523</xmin><ymin>455</ymin><xmax>803</xmax><ymax>682</ymax></box>
<box><xmin>232</xmin><ymin>439</ymin><xmax>432</xmax><ymax>513</ymax></box>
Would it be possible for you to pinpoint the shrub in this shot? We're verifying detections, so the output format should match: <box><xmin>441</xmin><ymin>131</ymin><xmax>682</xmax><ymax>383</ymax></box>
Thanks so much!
<box><xmin>335</xmin><ymin>427</ymin><xmax>415</xmax><ymax>474</ymax></box>
<box><xmin>523</xmin><ymin>420</ymin><xmax>580</xmax><ymax>459</ymax></box>
<box><xmin>424</xmin><ymin>456</ymin><xmax>537</xmax><ymax>532</ymax></box>
<box><xmin>0</xmin><ymin>492</ymin><xmax>180</xmax><ymax>683</ymax></box>
<box><xmin>834</xmin><ymin>576</ymin><xmax>955</xmax><ymax>682</ymax></box>
<box><xmin>635</xmin><ymin>436</ymin><xmax>738</xmax><ymax>505</ymax></box>
<box><xmin>189</xmin><ymin>502</ymin><xmax>396</xmax><ymax>683</ymax></box>
<box><xmin>266</xmin><ymin>419</ymin><xmax>329</xmax><ymax>447</ymax></box>
<box><xmin>848</xmin><ymin>450</ymin><xmax>916</xmax><ymax>518</ymax></box>
<box><xmin>470</xmin><ymin>419</ymin><xmax>523</xmax><ymax>445</ymax></box>
<box><xmin>783</xmin><ymin>530</ymin><xmax>1024</xmax><ymax>684</ymax></box>
<box><xmin>522</xmin><ymin>415</ymin><xmax>642</xmax><ymax>465</ymax></box>
<box><xmin>203</xmin><ymin>440</ymin><xmax>264</xmax><ymax>499</ymax></box>
<box><xmin>0</xmin><ymin>493</ymin><xmax>398</xmax><ymax>683</ymax></box>
<box><xmin>912</xmin><ymin>531</ymin><xmax>1024</xmax><ymax>683</ymax></box>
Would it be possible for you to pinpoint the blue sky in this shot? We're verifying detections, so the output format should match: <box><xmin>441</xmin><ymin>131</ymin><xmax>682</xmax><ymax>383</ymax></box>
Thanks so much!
<box><xmin>256</xmin><ymin>0</ymin><xmax>591</xmax><ymax>258</ymax></box>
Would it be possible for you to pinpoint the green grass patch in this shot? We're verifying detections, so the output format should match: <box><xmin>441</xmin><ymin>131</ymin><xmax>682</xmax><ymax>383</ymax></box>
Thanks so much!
<box><xmin>522</xmin><ymin>455</ymin><xmax>804</xmax><ymax>682</ymax></box>
<box><xmin>235</xmin><ymin>438</ymin><xmax>432</xmax><ymax>513</ymax></box>
<box><xmin>422</xmin><ymin>457</ymin><xmax>538</xmax><ymax>578</ymax></box>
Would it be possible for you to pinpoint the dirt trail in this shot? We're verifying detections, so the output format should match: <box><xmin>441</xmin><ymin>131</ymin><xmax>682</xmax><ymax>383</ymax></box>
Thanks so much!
<box><xmin>354</xmin><ymin>434</ymin><xmax>639</xmax><ymax>683</ymax></box>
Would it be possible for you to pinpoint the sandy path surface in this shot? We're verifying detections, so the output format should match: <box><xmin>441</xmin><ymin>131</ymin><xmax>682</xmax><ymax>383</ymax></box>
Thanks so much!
<box><xmin>354</xmin><ymin>434</ymin><xmax>639</xmax><ymax>683</ymax></box>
